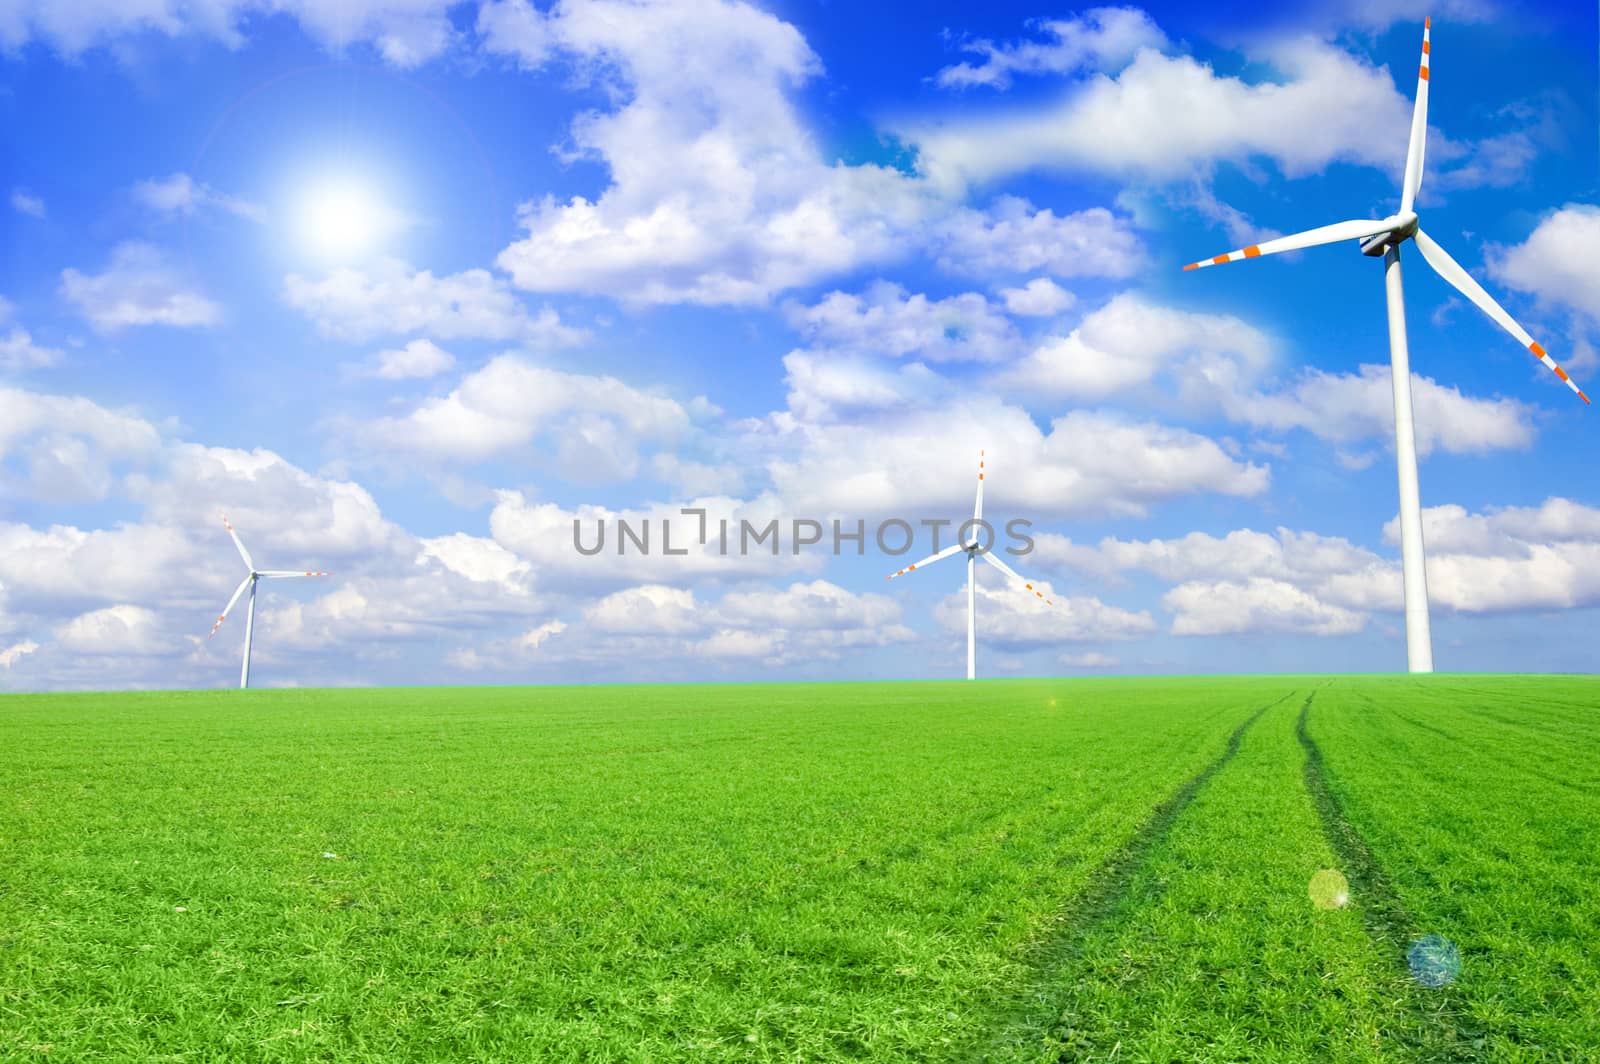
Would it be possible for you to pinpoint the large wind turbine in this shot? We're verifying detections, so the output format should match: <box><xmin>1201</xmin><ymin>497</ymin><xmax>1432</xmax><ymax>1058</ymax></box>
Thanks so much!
<box><xmin>208</xmin><ymin>515</ymin><xmax>327</xmax><ymax>689</ymax></box>
<box><xmin>887</xmin><ymin>451</ymin><xmax>1055</xmax><ymax>679</ymax></box>
<box><xmin>1182</xmin><ymin>18</ymin><xmax>1587</xmax><ymax>674</ymax></box>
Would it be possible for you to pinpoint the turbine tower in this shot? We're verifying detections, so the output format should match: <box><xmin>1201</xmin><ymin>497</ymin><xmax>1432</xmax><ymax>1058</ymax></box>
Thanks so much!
<box><xmin>208</xmin><ymin>515</ymin><xmax>328</xmax><ymax>689</ymax></box>
<box><xmin>1181</xmin><ymin>18</ymin><xmax>1587</xmax><ymax>673</ymax></box>
<box><xmin>887</xmin><ymin>451</ymin><xmax>1055</xmax><ymax>679</ymax></box>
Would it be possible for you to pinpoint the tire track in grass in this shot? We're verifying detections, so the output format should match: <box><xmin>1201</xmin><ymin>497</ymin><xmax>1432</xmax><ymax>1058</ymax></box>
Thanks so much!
<box><xmin>1296</xmin><ymin>690</ymin><xmax>1487</xmax><ymax>1062</ymax></box>
<box><xmin>966</xmin><ymin>689</ymin><xmax>1296</xmax><ymax>1062</ymax></box>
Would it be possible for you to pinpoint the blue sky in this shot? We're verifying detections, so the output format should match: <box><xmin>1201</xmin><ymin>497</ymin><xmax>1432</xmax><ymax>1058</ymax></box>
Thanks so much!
<box><xmin>2</xmin><ymin>0</ymin><xmax>1598</xmax><ymax>689</ymax></box>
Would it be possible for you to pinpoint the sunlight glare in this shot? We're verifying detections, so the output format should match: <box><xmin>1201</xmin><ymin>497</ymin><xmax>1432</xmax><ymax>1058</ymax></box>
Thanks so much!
<box><xmin>295</xmin><ymin>175</ymin><xmax>404</xmax><ymax>259</ymax></box>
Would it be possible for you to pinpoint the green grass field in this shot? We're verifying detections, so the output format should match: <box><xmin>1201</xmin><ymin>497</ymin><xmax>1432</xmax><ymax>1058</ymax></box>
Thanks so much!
<box><xmin>3</xmin><ymin>676</ymin><xmax>1596</xmax><ymax>1061</ymax></box>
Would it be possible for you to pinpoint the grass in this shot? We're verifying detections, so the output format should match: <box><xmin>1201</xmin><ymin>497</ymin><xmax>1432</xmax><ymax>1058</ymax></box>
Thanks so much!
<box><xmin>1</xmin><ymin>675</ymin><xmax>1595</xmax><ymax>1061</ymax></box>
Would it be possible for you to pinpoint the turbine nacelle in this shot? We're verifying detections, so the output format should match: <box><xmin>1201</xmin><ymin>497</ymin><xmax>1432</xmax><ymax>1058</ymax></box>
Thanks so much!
<box><xmin>1360</xmin><ymin>212</ymin><xmax>1420</xmax><ymax>256</ymax></box>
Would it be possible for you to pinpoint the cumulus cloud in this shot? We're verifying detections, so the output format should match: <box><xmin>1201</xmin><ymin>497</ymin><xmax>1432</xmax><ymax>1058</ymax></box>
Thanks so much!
<box><xmin>487</xmin><ymin>490</ymin><xmax>824</xmax><ymax>589</ymax></box>
<box><xmin>10</xmin><ymin>189</ymin><xmax>44</xmax><ymax>218</ymax></box>
<box><xmin>357</xmin><ymin>338</ymin><xmax>457</xmax><ymax>380</ymax></box>
<box><xmin>0</xmin><ymin>640</ymin><xmax>40</xmax><ymax>669</ymax></box>
<box><xmin>0</xmin><ymin>326</ymin><xmax>63</xmax><ymax>370</ymax></box>
<box><xmin>483</xmin><ymin>0</ymin><xmax>943</xmax><ymax>306</ymax></box>
<box><xmin>56</xmin><ymin>605</ymin><xmax>166</xmax><ymax>655</ymax></box>
<box><xmin>763</xmin><ymin>399</ymin><xmax>1269</xmax><ymax>519</ymax></box>
<box><xmin>1487</xmin><ymin>204</ymin><xmax>1600</xmax><ymax>328</ymax></box>
<box><xmin>0</xmin><ymin>386</ymin><xmax>163</xmax><ymax>502</ymax></box>
<box><xmin>998</xmin><ymin>292</ymin><xmax>1272</xmax><ymax>401</ymax></box>
<box><xmin>905</xmin><ymin>39</ymin><xmax>1415</xmax><ymax>190</ymax></box>
<box><xmin>0</xmin><ymin>0</ymin><xmax>461</xmax><ymax>67</ymax></box>
<box><xmin>932</xmin><ymin>575</ymin><xmax>1156</xmax><ymax>645</ymax></box>
<box><xmin>1164</xmin><ymin>577</ymin><xmax>1367</xmax><ymax>635</ymax></box>
<box><xmin>283</xmin><ymin>258</ymin><xmax>584</xmax><ymax>345</ymax></box>
<box><xmin>935</xmin><ymin>7</ymin><xmax>1169</xmax><ymax>90</ymax></box>
<box><xmin>59</xmin><ymin>243</ymin><xmax>221</xmax><ymax>332</ymax></box>
<box><xmin>1230</xmin><ymin>363</ymin><xmax>1535</xmax><ymax>456</ymax></box>
<box><xmin>999</xmin><ymin>278</ymin><xmax>1074</xmax><ymax>317</ymax></box>
<box><xmin>358</xmin><ymin>354</ymin><xmax>696</xmax><ymax>472</ymax></box>
<box><xmin>995</xmin><ymin>292</ymin><xmax>1537</xmax><ymax>455</ymax></box>
<box><xmin>133</xmin><ymin>172</ymin><xmax>266</xmax><ymax>222</ymax></box>
<box><xmin>777</xmin><ymin>351</ymin><xmax>948</xmax><ymax>424</ymax></box>
<box><xmin>1048</xmin><ymin>498</ymin><xmax>1600</xmax><ymax>639</ymax></box>
<box><xmin>786</xmin><ymin>281</ymin><xmax>1021</xmax><ymax>363</ymax></box>
<box><xmin>935</xmin><ymin>199</ymin><xmax>1143</xmax><ymax>278</ymax></box>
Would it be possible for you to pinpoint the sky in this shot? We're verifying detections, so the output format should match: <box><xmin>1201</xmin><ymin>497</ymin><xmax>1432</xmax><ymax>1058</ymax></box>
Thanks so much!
<box><xmin>1</xmin><ymin>0</ymin><xmax>1598</xmax><ymax>691</ymax></box>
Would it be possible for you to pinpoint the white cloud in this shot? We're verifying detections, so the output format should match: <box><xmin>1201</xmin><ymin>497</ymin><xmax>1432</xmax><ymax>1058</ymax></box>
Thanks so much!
<box><xmin>360</xmin><ymin>338</ymin><xmax>456</xmax><ymax>379</ymax></box>
<box><xmin>1487</xmin><ymin>204</ymin><xmax>1600</xmax><ymax>327</ymax></box>
<box><xmin>0</xmin><ymin>0</ymin><xmax>461</xmax><ymax>67</ymax></box>
<box><xmin>0</xmin><ymin>640</ymin><xmax>40</xmax><ymax>669</ymax></box>
<box><xmin>936</xmin><ymin>8</ymin><xmax>1169</xmax><ymax>90</ymax></box>
<box><xmin>283</xmin><ymin>257</ymin><xmax>584</xmax><ymax>345</ymax></box>
<box><xmin>715</xmin><ymin>578</ymin><xmax>901</xmax><ymax>631</ymax></box>
<box><xmin>932</xmin><ymin>574</ymin><xmax>1156</xmax><ymax>645</ymax></box>
<box><xmin>999</xmin><ymin>278</ymin><xmax>1074</xmax><ymax>317</ymax></box>
<box><xmin>584</xmin><ymin>584</ymin><xmax>700</xmax><ymax>634</ymax></box>
<box><xmin>994</xmin><ymin>293</ymin><xmax>1537</xmax><ymax>455</ymax></box>
<box><xmin>0</xmin><ymin>326</ymin><xmax>63</xmax><ymax>370</ymax></box>
<box><xmin>1060</xmin><ymin>650</ymin><xmax>1116</xmax><ymax>668</ymax></box>
<box><xmin>905</xmin><ymin>38</ymin><xmax>1413</xmax><ymax>190</ymax></box>
<box><xmin>778</xmin><ymin>351</ymin><xmax>947</xmax><ymax>424</ymax></box>
<box><xmin>133</xmin><ymin>172</ymin><xmax>265</xmax><ymax>222</ymax></box>
<box><xmin>764</xmin><ymin>400</ymin><xmax>1269</xmax><ymax>519</ymax></box>
<box><xmin>415</xmin><ymin>532</ymin><xmax>533</xmax><ymax>595</ymax></box>
<box><xmin>359</xmin><ymin>354</ymin><xmax>693</xmax><ymax>470</ymax></box>
<box><xmin>1164</xmin><ymin>577</ymin><xmax>1367</xmax><ymax>635</ymax></box>
<box><xmin>1230</xmin><ymin>363</ymin><xmax>1535</xmax><ymax>456</ymax></box>
<box><xmin>998</xmin><ymin>292</ymin><xmax>1271</xmax><ymax>400</ymax></box>
<box><xmin>59</xmin><ymin>242</ymin><xmax>221</xmax><ymax>332</ymax></box>
<box><xmin>786</xmin><ymin>281</ymin><xmax>1021</xmax><ymax>363</ymax></box>
<box><xmin>484</xmin><ymin>0</ymin><xmax>943</xmax><ymax>305</ymax></box>
<box><xmin>0</xmin><ymin>387</ymin><xmax>162</xmax><ymax>503</ymax></box>
<box><xmin>10</xmin><ymin>188</ymin><xmax>44</xmax><ymax>218</ymax></box>
<box><xmin>488</xmin><ymin>490</ymin><xmax>824</xmax><ymax>589</ymax></box>
<box><xmin>935</xmin><ymin>199</ymin><xmax>1143</xmax><ymax>278</ymax></box>
<box><xmin>56</xmin><ymin>605</ymin><xmax>166</xmax><ymax>655</ymax></box>
<box><xmin>127</xmin><ymin>442</ymin><xmax>398</xmax><ymax>560</ymax></box>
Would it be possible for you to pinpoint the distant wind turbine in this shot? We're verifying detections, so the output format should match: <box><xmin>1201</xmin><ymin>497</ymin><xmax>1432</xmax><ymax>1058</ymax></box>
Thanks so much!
<box><xmin>887</xmin><ymin>450</ymin><xmax>1055</xmax><ymax>679</ymax></box>
<box><xmin>1181</xmin><ymin>18</ymin><xmax>1587</xmax><ymax>673</ymax></box>
<box><xmin>208</xmin><ymin>515</ymin><xmax>327</xmax><ymax>689</ymax></box>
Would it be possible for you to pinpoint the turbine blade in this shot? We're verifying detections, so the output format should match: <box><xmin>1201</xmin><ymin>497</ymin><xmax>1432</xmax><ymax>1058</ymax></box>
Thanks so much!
<box><xmin>980</xmin><ymin>550</ymin><xmax>1055</xmax><ymax>605</ymax></box>
<box><xmin>256</xmin><ymin>570</ymin><xmax>330</xmax><ymax>578</ymax></box>
<box><xmin>1413</xmin><ymin>229</ymin><xmax>1590</xmax><ymax>403</ymax></box>
<box><xmin>972</xmin><ymin>449</ymin><xmax>985</xmax><ymax>528</ymax></box>
<box><xmin>1399</xmin><ymin>17</ymin><xmax>1432</xmax><ymax>214</ymax></box>
<box><xmin>887</xmin><ymin>542</ymin><xmax>965</xmax><ymax>580</ymax></box>
<box><xmin>1182</xmin><ymin>218</ymin><xmax>1395</xmax><ymax>270</ymax></box>
<box><xmin>208</xmin><ymin>575</ymin><xmax>253</xmax><ymax>639</ymax></box>
<box><xmin>222</xmin><ymin>514</ymin><xmax>254</xmax><ymax>570</ymax></box>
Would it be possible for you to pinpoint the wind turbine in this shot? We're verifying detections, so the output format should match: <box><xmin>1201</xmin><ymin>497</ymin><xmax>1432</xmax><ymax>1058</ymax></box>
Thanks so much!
<box><xmin>1181</xmin><ymin>18</ymin><xmax>1587</xmax><ymax>674</ymax></box>
<box><xmin>887</xmin><ymin>450</ymin><xmax>1055</xmax><ymax>679</ymax></box>
<box><xmin>208</xmin><ymin>515</ymin><xmax>327</xmax><ymax>689</ymax></box>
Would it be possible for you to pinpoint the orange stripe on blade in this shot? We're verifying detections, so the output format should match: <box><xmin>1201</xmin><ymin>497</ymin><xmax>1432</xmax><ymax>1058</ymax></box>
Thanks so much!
<box><xmin>1182</xmin><ymin>263</ymin><xmax>1199</xmax><ymax>271</ymax></box>
<box><xmin>1424</xmin><ymin>16</ymin><xmax>1431</xmax><ymax>29</ymax></box>
<box><xmin>1530</xmin><ymin>341</ymin><xmax>1548</xmax><ymax>358</ymax></box>
<box><xmin>1419</xmin><ymin>65</ymin><xmax>1429</xmax><ymax>80</ymax></box>
<box><xmin>1421</xmin><ymin>40</ymin><xmax>1430</xmax><ymax>54</ymax></box>
<box><xmin>1243</xmin><ymin>245</ymin><xmax>1261</xmax><ymax>258</ymax></box>
<box><xmin>1212</xmin><ymin>255</ymin><xmax>1229</xmax><ymax>265</ymax></box>
<box><xmin>1555</xmin><ymin>366</ymin><xmax>1571</xmax><ymax>381</ymax></box>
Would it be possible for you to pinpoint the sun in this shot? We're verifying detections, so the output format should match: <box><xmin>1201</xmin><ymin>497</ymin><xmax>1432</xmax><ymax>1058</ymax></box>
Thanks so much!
<box><xmin>294</xmin><ymin>175</ymin><xmax>406</xmax><ymax>259</ymax></box>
